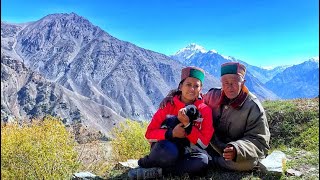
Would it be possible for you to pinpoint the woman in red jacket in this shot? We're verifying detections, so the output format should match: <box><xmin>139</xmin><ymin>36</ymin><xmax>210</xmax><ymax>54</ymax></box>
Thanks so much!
<box><xmin>128</xmin><ymin>66</ymin><xmax>214</xmax><ymax>179</ymax></box>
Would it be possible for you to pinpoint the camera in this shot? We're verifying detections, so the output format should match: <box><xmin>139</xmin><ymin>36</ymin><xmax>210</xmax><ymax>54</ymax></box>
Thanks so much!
<box><xmin>161</xmin><ymin>104</ymin><xmax>200</xmax><ymax>129</ymax></box>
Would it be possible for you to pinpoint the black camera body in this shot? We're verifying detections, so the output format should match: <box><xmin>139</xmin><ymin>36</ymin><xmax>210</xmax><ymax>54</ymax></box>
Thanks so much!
<box><xmin>161</xmin><ymin>104</ymin><xmax>200</xmax><ymax>129</ymax></box>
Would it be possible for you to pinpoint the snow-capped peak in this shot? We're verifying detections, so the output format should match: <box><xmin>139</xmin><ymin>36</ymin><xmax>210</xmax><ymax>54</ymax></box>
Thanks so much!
<box><xmin>173</xmin><ymin>43</ymin><xmax>207</xmax><ymax>60</ymax></box>
<box><xmin>184</xmin><ymin>43</ymin><xmax>207</xmax><ymax>53</ymax></box>
<box><xmin>221</xmin><ymin>55</ymin><xmax>229</xmax><ymax>59</ymax></box>
<box><xmin>208</xmin><ymin>49</ymin><xmax>217</xmax><ymax>54</ymax></box>
<box><xmin>310</xmin><ymin>56</ymin><xmax>319</xmax><ymax>62</ymax></box>
<box><xmin>175</xmin><ymin>43</ymin><xmax>207</xmax><ymax>55</ymax></box>
<box><xmin>261</xmin><ymin>66</ymin><xmax>276</xmax><ymax>70</ymax></box>
<box><xmin>221</xmin><ymin>55</ymin><xmax>235</xmax><ymax>61</ymax></box>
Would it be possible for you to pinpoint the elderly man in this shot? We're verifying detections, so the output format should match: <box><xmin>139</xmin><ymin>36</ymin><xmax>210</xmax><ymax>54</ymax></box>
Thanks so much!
<box><xmin>204</xmin><ymin>62</ymin><xmax>270</xmax><ymax>171</ymax></box>
<box><xmin>161</xmin><ymin>62</ymin><xmax>270</xmax><ymax>171</ymax></box>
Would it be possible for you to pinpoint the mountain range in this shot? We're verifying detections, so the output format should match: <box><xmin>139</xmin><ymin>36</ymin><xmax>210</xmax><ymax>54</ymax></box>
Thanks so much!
<box><xmin>171</xmin><ymin>43</ymin><xmax>319</xmax><ymax>99</ymax></box>
<box><xmin>1</xmin><ymin>13</ymin><xmax>318</xmax><ymax>138</ymax></box>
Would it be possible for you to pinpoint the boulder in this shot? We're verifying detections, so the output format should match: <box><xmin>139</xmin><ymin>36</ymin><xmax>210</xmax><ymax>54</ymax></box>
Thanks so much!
<box><xmin>259</xmin><ymin>150</ymin><xmax>286</xmax><ymax>174</ymax></box>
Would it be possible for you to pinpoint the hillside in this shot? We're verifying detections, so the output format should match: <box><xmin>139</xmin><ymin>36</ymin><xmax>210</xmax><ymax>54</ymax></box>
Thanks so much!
<box><xmin>97</xmin><ymin>98</ymin><xmax>319</xmax><ymax>179</ymax></box>
<box><xmin>1</xmin><ymin>97</ymin><xmax>318</xmax><ymax>179</ymax></box>
<box><xmin>1</xmin><ymin>13</ymin><xmax>219</xmax><ymax>137</ymax></box>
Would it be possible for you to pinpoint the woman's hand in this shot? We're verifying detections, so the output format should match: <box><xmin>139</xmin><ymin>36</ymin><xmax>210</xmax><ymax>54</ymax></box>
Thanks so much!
<box><xmin>172</xmin><ymin>123</ymin><xmax>186</xmax><ymax>138</ymax></box>
<box><xmin>177</xmin><ymin>108</ymin><xmax>190</xmax><ymax>126</ymax></box>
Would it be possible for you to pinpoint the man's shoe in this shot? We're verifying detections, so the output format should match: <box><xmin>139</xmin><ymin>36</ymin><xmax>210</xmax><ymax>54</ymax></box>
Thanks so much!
<box><xmin>128</xmin><ymin>167</ymin><xmax>162</xmax><ymax>180</ymax></box>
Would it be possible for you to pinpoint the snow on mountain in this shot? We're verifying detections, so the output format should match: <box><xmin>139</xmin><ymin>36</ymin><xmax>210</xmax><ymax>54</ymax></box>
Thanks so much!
<box><xmin>171</xmin><ymin>44</ymin><xmax>293</xmax><ymax>100</ymax></box>
<box><xmin>221</xmin><ymin>55</ymin><xmax>234</xmax><ymax>60</ymax></box>
<box><xmin>261</xmin><ymin>66</ymin><xmax>275</xmax><ymax>70</ymax></box>
<box><xmin>310</xmin><ymin>56</ymin><xmax>319</xmax><ymax>63</ymax></box>
<box><xmin>208</xmin><ymin>49</ymin><xmax>217</xmax><ymax>54</ymax></box>
<box><xmin>173</xmin><ymin>43</ymin><xmax>207</xmax><ymax>63</ymax></box>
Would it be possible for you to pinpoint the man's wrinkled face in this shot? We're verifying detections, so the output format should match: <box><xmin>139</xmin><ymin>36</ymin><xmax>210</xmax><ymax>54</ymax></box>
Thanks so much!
<box><xmin>221</xmin><ymin>74</ymin><xmax>245</xmax><ymax>99</ymax></box>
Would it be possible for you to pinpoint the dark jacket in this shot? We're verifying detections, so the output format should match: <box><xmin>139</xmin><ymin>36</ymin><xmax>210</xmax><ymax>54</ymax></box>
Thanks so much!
<box><xmin>204</xmin><ymin>86</ymin><xmax>270</xmax><ymax>164</ymax></box>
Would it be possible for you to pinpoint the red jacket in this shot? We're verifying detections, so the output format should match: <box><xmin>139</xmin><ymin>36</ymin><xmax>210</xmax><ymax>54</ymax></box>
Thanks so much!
<box><xmin>145</xmin><ymin>95</ymin><xmax>214</xmax><ymax>149</ymax></box>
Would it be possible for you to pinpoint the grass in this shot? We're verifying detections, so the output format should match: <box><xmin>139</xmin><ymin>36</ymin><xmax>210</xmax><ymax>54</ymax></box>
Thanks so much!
<box><xmin>77</xmin><ymin>98</ymin><xmax>319</xmax><ymax>180</ymax></box>
<box><xmin>263</xmin><ymin>98</ymin><xmax>318</xmax><ymax>149</ymax></box>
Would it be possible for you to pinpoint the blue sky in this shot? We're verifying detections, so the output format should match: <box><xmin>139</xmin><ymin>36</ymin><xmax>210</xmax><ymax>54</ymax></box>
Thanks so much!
<box><xmin>2</xmin><ymin>0</ymin><xmax>319</xmax><ymax>68</ymax></box>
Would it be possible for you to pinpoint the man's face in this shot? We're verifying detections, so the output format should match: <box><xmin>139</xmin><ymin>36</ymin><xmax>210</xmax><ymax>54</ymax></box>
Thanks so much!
<box><xmin>221</xmin><ymin>74</ymin><xmax>244</xmax><ymax>99</ymax></box>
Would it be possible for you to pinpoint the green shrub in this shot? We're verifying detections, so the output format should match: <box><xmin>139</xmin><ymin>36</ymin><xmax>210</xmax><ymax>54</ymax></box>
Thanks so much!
<box><xmin>110</xmin><ymin>120</ymin><xmax>150</xmax><ymax>162</ymax></box>
<box><xmin>1</xmin><ymin>116</ymin><xmax>79</xmax><ymax>179</ymax></box>
<box><xmin>263</xmin><ymin>99</ymin><xmax>319</xmax><ymax>149</ymax></box>
<box><xmin>292</xmin><ymin>118</ymin><xmax>319</xmax><ymax>152</ymax></box>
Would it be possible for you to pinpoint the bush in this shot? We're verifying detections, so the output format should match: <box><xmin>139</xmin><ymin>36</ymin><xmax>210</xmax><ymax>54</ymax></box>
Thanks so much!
<box><xmin>110</xmin><ymin>119</ymin><xmax>150</xmax><ymax>162</ymax></box>
<box><xmin>292</xmin><ymin>118</ymin><xmax>319</xmax><ymax>152</ymax></box>
<box><xmin>263</xmin><ymin>99</ymin><xmax>319</xmax><ymax>149</ymax></box>
<box><xmin>1</xmin><ymin>116</ymin><xmax>79</xmax><ymax>179</ymax></box>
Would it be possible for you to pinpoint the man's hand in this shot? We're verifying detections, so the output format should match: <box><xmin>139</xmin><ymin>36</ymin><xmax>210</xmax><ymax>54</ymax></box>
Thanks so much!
<box><xmin>172</xmin><ymin>123</ymin><xmax>186</xmax><ymax>138</ymax></box>
<box><xmin>159</xmin><ymin>89</ymin><xmax>180</xmax><ymax>109</ymax></box>
<box><xmin>223</xmin><ymin>145</ymin><xmax>236</xmax><ymax>161</ymax></box>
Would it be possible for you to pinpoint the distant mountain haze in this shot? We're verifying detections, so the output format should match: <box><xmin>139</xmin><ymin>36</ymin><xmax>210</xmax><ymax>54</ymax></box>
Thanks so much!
<box><xmin>1</xmin><ymin>13</ymin><xmax>319</xmax><ymax>138</ymax></box>
<box><xmin>265</xmin><ymin>59</ymin><xmax>319</xmax><ymax>99</ymax></box>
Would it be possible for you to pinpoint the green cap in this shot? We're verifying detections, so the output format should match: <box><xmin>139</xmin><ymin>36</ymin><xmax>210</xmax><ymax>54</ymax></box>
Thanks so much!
<box><xmin>181</xmin><ymin>66</ymin><xmax>205</xmax><ymax>82</ymax></box>
<box><xmin>221</xmin><ymin>62</ymin><xmax>246</xmax><ymax>78</ymax></box>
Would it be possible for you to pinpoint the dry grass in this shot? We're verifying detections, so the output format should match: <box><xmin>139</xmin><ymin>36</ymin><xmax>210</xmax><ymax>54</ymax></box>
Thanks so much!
<box><xmin>75</xmin><ymin>141</ymin><xmax>114</xmax><ymax>177</ymax></box>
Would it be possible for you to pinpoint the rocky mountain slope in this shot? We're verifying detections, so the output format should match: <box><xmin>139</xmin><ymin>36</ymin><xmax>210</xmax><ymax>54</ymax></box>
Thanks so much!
<box><xmin>1</xmin><ymin>54</ymin><xmax>124</xmax><ymax>137</ymax></box>
<box><xmin>1</xmin><ymin>13</ymin><xmax>219</xmax><ymax>135</ymax></box>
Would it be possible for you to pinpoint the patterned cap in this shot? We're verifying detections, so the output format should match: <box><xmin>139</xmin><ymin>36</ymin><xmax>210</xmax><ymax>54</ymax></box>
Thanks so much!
<box><xmin>181</xmin><ymin>66</ymin><xmax>205</xmax><ymax>83</ymax></box>
<box><xmin>221</xmin><ymin>62</ymin><xmax>246</xmax><ymax>78</ymax></box>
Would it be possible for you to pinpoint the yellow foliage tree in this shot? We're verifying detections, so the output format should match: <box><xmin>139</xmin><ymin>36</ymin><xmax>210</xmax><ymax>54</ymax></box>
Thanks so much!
<box><xmin>1</xmin><ymin>116</ymin><xmax>79</xmax><ymax>179</ymax></box>
<box><xmin>110</xmin><ymin>120</ymin><xmax>150</xmax><ymax>162</ymax></box>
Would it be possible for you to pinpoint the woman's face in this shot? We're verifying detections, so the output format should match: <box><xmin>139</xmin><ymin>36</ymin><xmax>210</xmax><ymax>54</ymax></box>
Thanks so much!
<box><xmin>179</xmin><ymin>77</ymin><xmax>202</xmax><ymax>104</ymax></box>
<box><xmin>221</xmin><ymin>74</ymin><xmax>244</xmax><ymax>99</ymax></box>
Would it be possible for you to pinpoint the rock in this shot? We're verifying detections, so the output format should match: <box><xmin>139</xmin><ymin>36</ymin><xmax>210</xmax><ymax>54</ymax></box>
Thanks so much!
<box><xmin>119</xmin><ymin>159</ymin><xmax>139</xmax><ymax>168</ymax></box>
<box><xmin>72</xmin><ymin>171</ymin><xmax>102</xmax><ymax>179</ymax></box>
<box><xmin>286</xmin><ymin>168</ymin><xmax>303</xmax><ymax>177</ymax></box>
<box><xmin>259</xmin><ymin>150</ymin><xmax>286</xmax><ymax>174</ymax></box>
